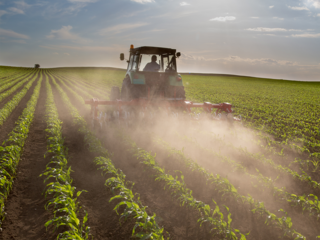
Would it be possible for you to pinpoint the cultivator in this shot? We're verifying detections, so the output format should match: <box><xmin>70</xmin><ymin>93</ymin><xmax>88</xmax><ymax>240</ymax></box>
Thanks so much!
<box><xmin>85</xmin><ymin>45</ymin><xmax>241</xmax><ymax>128</ymax></box>
<box><xmin>85</xmin><ymin>97</ymin><xmax>241</xmax><ymax>128</ymax></box>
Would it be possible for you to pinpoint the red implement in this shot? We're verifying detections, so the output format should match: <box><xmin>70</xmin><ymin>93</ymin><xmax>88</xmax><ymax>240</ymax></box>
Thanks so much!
<box><xmin>85</xmin><ymin>98</ymin><xmax>241</xmax><ymax>122</ymax></box>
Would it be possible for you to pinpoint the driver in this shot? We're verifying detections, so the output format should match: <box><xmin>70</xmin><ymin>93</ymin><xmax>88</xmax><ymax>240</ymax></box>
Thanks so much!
<box><xmin>143</xmin><ymin>55</ymin><xmax>160</xmax><ymax>72</ymax></box>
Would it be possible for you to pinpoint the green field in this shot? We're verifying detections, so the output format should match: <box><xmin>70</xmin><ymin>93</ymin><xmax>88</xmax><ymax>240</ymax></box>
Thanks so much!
<box><xmin>1</xmin><ymin>66</ymin><xmax>320</xmax><ymax>240</ymax></box>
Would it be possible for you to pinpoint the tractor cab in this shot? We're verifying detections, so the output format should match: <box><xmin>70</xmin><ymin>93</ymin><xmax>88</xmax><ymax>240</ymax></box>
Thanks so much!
<box><xmin>122</xmin><ymin>46</ymin><xmax>179</xmax><ymax>73</ymax></box>
<box><xmin>117</xmin><ymin>45</ymin><xmax>185</xmax><ymax>101</ymax></box>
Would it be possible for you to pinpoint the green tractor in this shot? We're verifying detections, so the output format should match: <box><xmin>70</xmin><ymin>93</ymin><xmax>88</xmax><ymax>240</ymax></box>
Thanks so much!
<box><xmin>110</xmin><ymin>45</ymin><xmax>185</xmax><ymax>101</ymax></box>
<box><xmin>85</xmin><ymin>45</ymin><xmax>241</xmax><ymax>128</ymax></box>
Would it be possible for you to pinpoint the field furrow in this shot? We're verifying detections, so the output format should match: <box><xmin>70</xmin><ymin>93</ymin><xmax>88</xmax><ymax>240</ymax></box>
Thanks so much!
<box><xmin>0</xmin><ymin>72</ymin><xmax>42</xmax><ymax>231</ymax></box>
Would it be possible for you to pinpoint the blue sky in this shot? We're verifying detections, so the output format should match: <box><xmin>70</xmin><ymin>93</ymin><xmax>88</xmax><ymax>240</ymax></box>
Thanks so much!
<box><xmin>0</xmin><ymin>0</ymin><xmax>319</xmax><ymax>81</ymax></box>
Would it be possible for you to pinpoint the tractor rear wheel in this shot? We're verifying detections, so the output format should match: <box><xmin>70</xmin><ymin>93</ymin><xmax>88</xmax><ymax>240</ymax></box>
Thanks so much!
<box><xmin>176</xmin><ymin>86</ymin><xmax>186</xmax><ymax>98</ymax></box>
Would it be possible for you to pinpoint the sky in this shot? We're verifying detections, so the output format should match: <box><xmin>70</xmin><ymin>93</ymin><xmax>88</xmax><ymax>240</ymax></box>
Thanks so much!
<box><xmin>0</xmin><ymin>0</ymin><xmax>319</xmax><ymax>81</ymax></box>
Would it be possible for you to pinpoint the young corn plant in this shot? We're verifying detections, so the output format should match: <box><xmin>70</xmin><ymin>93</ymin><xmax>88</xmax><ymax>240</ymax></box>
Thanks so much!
<box><xmin>40</xmin><ymin>75</ymin><xmax>91</xmax><ymax>240</ymax></box>
<box><xmin>126</xmin><ymin>139</ymin><xmax>248</xmax><ymax>240</ymax></box>
<box><xmin>95</xmin><ymin>156</ymin><xmax>166</xmax><ymax>239</ymax></box>
<box><xmin>176</xmin><ymin>133</ymin><xmax>320</xmax><ymax>220</ymax></box>
<box><xmin>49</xmin><ymin>73</ymin><xmax>166</xmax><ymax>239</ymax></box>
<box><xmin>0</xmin><ymin>71</ymin><xmax>39</xmax><ymax>126</ymax></box>
<box><xmin>0</xmin><ymin>74</ymin><xmax>42</xmax><ymax>227</ymax></box>
<box><xmin>0</xmin><ymin>71</ymin><xmax>34</xmax><ymax>97</ymax></box>
<box><xmin>153</xmin><ymin>138</ymin><xmax>306</xmax><ymax>240</ymax></box>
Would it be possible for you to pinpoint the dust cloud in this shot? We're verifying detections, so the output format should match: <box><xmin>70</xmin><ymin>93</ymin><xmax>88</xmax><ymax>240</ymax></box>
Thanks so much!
<box><xmin>99</xmin><ymin>111</ymin><xmax>301</xmax><ymax>215</ymax></box>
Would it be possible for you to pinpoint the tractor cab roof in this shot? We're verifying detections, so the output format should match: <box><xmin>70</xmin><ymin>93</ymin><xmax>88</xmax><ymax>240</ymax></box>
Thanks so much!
<box><xmin>130</xmin><ymin>46</ymin><xmax>176</xmax><ymax>55</ymax></box>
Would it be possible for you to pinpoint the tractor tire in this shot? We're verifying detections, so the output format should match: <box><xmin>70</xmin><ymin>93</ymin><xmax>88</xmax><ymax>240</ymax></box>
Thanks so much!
<box><xmin>110</xmin><ymin>86</ymin><xmax>120</xmax><ymax>101</ymax></box>
<box><xmin>121</xmin><ymin>77</ymin><xmax>131</xmax><ymax>100</ymax></box>
<box><xmin>176</xmin><ymin>86</ymin><xmax>186</xmax><ymax>99</ymax></box>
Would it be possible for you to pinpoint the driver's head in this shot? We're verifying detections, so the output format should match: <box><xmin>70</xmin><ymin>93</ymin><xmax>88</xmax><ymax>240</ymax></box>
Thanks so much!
<box><xmin>151</xmin><ymin>55</ymin><xmax>157</xmax><ymax>62</ymax></box>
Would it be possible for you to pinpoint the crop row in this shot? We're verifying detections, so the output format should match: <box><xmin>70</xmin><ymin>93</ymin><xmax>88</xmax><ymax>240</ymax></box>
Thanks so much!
<box><xmin>124</xmin><ymin>135</ymin><xmax>248</xmax><ymax>240</ymax></box>
<box><xmin>48</xmin><ymin>68</ymin><xmax>122</xmax><ymax>94</ymax></box>
<box><xmin>40</xmin><ymin>75</ymin><xmax>91</xmax><ymax>239</ymax></box>
<box><xmin>181</xmin><ymin>75</ymin><xmax>320</xmax><ymax>159</ymax></box>
<box><xmin>0</xmin><ymin>70</ymin><xmax>33</xmax><ymax>89</ymax></box>
<box><xmin>195</xmin><ymin>129</ymin><xmax>320</xmax><ymax>191</ymax></box>
<box><xmin>175</xmin><ymin>132</ymin><xmax>320</xmax><ymax>222</ymax></box>
<box><xmin>0</xmin><ymin>71</ymin><xmax>37</xmax><ymax>103</ymax></box>
<box><xmin>0</xmin><ymin>72</ymin><xmax>39</xmax><ymax>126</ymax></box>
<box><xmin>49</xmin><ymin>73</ymin><xmax>166</xmax><ymax>239</ymax></box>
<box><xmin>0</xmin><ymin>74</ymin><xmax>42</xmax><ymax>227</ymax></box>
<box><xmin>50</xmin><ymin>72</ymin><xmax>107</xmax><ymax>98</ymax></box>
<box><xmin>0</xmin><ymin>67</ymin><xmax>31</xmax><ymax>81</ymax></box>
<box><xmin>152</xmin><ymin>137</ymin><xmax>307</xmax><ymax>239</ymax></box>
<box><xmin>197</xmin><ymin>126</ymin><xmax>320</xmax><ymax>182</ymax></box>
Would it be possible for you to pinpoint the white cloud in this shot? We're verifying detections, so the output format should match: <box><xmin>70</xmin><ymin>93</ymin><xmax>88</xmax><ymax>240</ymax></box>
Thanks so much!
<box><xmin>14</xmin><ymin>1</ymin><xmax>31</xmax><ymax>9</ymax></box>
<box><xmin>7</xmin><ymin>1</ymin><xmax>31</xmax><ymax>15</ymax></box>
<box><xmin>292</xmin><ymin>33</ymin><xmax>320</xmax><ymax>38</ymax></box>
<box><xmin>64</xmin><ymin>53</ymin><xmax>70</xmax><ymax>56</ymax></box>
<box><xmin>247</xmin><ymin>27</ymin><xmax>286</xmax><ymax>32</ymax></box>
<box><xmin>0</xmin><ymin>10</ymin><xmax>7</xmax><ymax>17</ymax></box>
<box><xmin>251</xmin><ymin>17</ymin><xmax>259</xmax><ymax>19</ymax></box>
<box><xmin>130</xmin><ymin>0</ymin><xmax>154</xmax><ymax>3</ymax></box>
<box><xmin>288</xmin><ymin>6</ymin><xmax>309</xmax><ymax>10</ymax></box>
<box><xmin>181</xmin><ymin>53</ymin><xmax>297</xmax><ymax>67</ymax></box>
<box><xmin>269</xmin><ymin>5</ymin><xmax>274</xmax><ymax>8</ymax></box>
<box><xmin>273</xmin><ymin>17</ymin><xmax>284</xmax><ymax>20</ymax></box>
<box><xmin>317</xmin><ymin>13</ymin><xmax>320</xmax><ymax>16</ymax></box>
<box><xmin>0</xmin><ymin>28</ymin><xmax>29</xmax><ymax>39</ymax></box>
<box><xmin>41</xmin><ymin>1</ymin><xmax>96</xmax><ymax>17</ymax></box>
<box><xmin>99</xmin><ymin>23</ymin><xmax>148</xmax><ymax>35</ymax></box>
<box><xmin>180</xmin><ymin>2</ymin><xmax>190</xmax><ymax>6</ymax></box>
<box><xmin>246</xmin><ymin>27</ymin><xmax>301</xmax><ymax>32</ymax></box>
<box><xmin>308</xmin><ymin>0</ymin><xmax>320</xmax><ymax>8</ymax></box>
<box><xmin>40</xmin><ymin>44</ymin><xmax>125</xmax><ymax>52</ymax></box>
<box><xmin>8</xmin><ymin>7</ymin><xmax>24</xmax><ymax>14</ymax></box>
<box><xmin>53</xmin><ymin>52</ymin><xmax>59</xmax><ymax>55</ymax></box>
<box><xmin>210</xmin><ymin>16</ymin><xmax>236</xmax><ymax>22</ymax></box>
<box><xmin>46</xmin><ymin>25</ymin><xmax>86</xmax><ymax>43</ymax></box>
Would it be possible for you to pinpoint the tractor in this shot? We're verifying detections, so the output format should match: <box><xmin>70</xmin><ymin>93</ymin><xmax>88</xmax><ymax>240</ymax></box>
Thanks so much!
<box><xmin>110</xmin><ymin>45</ymin><xmax>185</xmax><ymax>101</ymax></box>
<box><xmin>85</xmin><ymin>45</ymin><xmax>241</xmax><ymax>127</ymax></box>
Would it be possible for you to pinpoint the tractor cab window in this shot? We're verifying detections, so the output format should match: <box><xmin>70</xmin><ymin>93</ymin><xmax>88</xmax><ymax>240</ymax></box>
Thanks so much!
<box><xmin>138</xmin><ymin>54</ymin><xmax>162</xmax><ymax>72</ymax></box>
<box><xmin>162</xmin><ymin>54</ymin><xmax>176</xmax><ymax>72</ymax></box>
<box><xmin>128</xmin><ymin>54</ymin><xmax>135</xmax><ymax>70</ymax></box>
